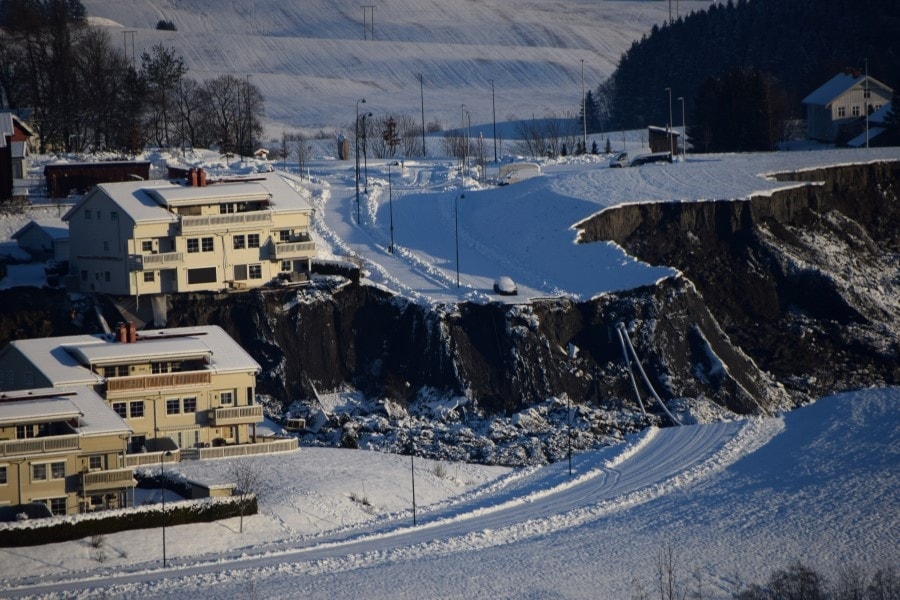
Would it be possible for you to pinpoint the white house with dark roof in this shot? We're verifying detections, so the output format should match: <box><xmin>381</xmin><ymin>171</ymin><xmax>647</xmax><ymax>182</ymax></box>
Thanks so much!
<box><xmin>11</xmin><ymin>217</ymin><xmax>70</xmax><ymax>262</ymax></box>
<box><xmin>0</xmin><ymin>324</ymin><xmax>264</xmax><ymax>460</ymax></box>
<box><xmin>62</xmin><ymin>170</ymin><xmax>315</xmax><ymax>295</ymax></box>
<box><xmin>0</xmin><ymin>386</ymin><xmax>135</xmax><ymax>516</ymax></box>
<box><xmin>803</xmin><ymin>71</ymin><xmax>893</xmax><ymax>143</ymax></box>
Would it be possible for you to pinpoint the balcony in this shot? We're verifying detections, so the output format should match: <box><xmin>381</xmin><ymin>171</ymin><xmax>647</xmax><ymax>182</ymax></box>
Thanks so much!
<box><xmin>106</xmin><ymin>371</ymin><xmax>211</xmax><ymax>396</ymax></box>
<box><xmin>123</xmin><ymin>449</ymin><xmax>181</xmax><ymax>468</ymax></box>
<box><xmin>209</xmin><ymin>405</ymin><xmax>264</xmax><ymax>426</ymax></box>
<box><xmin>273</xmin><ymin>240</ymin><xmax>316</xmax><ymax>259</ymax></box>
<box><xmin>129</xmin><ymin>251</ymin><xmax>185</xmax><ymax>271</ymax></box>
<box><xmin>0</xmin><ymin>434</ymin><xmax>80</xmax><ymax>457</ymax></box>
<box><xmin>81</xmin><ymin>468</ymin><xmax>136</xmax><ymax>493</ymax></box>
<box><xmin>180</xmin><ymin>211</ymin><xmax>272</xmax><ymax>233</ymax></box>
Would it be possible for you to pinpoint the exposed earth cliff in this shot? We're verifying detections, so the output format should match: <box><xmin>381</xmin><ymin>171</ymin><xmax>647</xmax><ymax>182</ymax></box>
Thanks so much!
<box><xmin>1</xmin><ymin>162</ymin><xmax>897</xmax><ymax>465</ymax></box>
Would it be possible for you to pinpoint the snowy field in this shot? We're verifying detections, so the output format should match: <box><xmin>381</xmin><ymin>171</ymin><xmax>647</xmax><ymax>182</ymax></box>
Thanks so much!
<box><xmin>0</xmin><ymin>387</ymin><xmax>897</xmax><ymax>599</ymax></box>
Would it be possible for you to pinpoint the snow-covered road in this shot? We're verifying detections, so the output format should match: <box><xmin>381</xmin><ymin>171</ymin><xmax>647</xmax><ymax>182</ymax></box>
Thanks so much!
<box><xmin>4</xmin><ymin>418</ymin><xmax>780</xmax><ymax>598</ymax></box>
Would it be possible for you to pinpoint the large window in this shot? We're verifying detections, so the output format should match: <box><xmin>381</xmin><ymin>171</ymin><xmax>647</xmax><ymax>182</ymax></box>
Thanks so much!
<box><xmin>201</xmin><ymin>237</ymin><xmax>214</xmax><ymax>252</ymax></box>
<box><xmin>89</xmin><ymin>456</ymin><xmax>103</xmax><ymax>471</ymax></box>
<box><xmin>187</xmin><ymin>267</ymin><xmax>217</xmax><ymax>284</ymax></box>
<box><xmin>130</xmin><ymin>435</ymin><xmax>146</xmax><ymax>454</ymax></box>
<box><xmin>182</xmin><ymin>397</ymin><xmax>197</xmax><ymax>413</ymax></box>
<box><xmin>141</xmin><ymin>240</ymin><xmax>153</xmax><ymax>252</ymax></box>
<box><xmin>166</xmin><ymin>398</ymin><xmax>181</xmax><ymax>415</ymax></box>
<box><xmin>248</xmin><ymin>233</ymin><xmax>260</xmax><ymax>248</ymax></box>
<box><xmin>32</xmin><ymin>461</ymin><xmax>65</xmax><ymax>482</ymax></box>
<box><xmin>187</xmin><ymin>238</ymin><xmax>199</xmax><ymax>253</ymax></box>
<box><xmin>233</xmin><ymin>264</ymin><xmax>248</xmax><ymax>281</ymax></box>
<box><xmin>278</xmin><ymin>230</ymin><xmax>291</xmax><ymax>242</ymax></box>
<box><xmin>130</xmin><ymin>401</ymin><xmax>145</xmax><ymax>418</ymax></box>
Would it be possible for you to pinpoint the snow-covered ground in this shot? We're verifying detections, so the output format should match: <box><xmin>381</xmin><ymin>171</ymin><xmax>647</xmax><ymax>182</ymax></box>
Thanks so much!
<box><xmin>1</xmin><ymin>387</ymin><xmax>897</xmax><ymax>599</ymax></box>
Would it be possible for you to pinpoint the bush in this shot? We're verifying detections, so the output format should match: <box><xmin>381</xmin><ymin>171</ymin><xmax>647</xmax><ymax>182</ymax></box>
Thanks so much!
<box><xmin>156</xmin><ymin>19</ymin><xmax>176</xmax><ymax>31</ymax></box>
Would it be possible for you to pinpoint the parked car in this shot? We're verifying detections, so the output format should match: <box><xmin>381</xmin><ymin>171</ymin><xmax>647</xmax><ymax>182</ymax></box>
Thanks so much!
<box><xmin>609</xmin><ymin>151</ymin><xmax>673</xmax><ymax>168</ymax></box>
<box><xmin>493</xmin><ymin>275</ymin><xmax>518</xmax><ymax>296</ymax></box>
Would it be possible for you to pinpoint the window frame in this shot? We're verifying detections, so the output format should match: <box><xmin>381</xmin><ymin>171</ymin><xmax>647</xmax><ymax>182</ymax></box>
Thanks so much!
<box><xmin>233</xmin><ymin>235</ymin><xmax>246</xmax><ymax>250</ymax></box>
<box><xmin>201</xmin><ymin>237</ymin><xmax>214</xmax><ymax>252</ymax></box>
<box><xmin>166</xmin><ymin>398</ymin><xmax>181</xmax><ymax>415</ymax></box>
<box><xmin>186</xmin><ymin>238</ymin><xmax>200</xmax><ymax>253</ymax></box>
<box><xmin>248</xmin><ymin>233</ymin><xmax>260</xmax><ymax>248</ymax></box>
<box><xmin>129</xmin><ymin>400</ymin><xmax>145</xmax><ymax>418</ymax></box>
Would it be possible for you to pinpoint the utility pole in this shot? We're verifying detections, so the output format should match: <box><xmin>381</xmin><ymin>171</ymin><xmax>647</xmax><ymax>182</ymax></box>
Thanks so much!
<box><xmin>362</xmin><ymin>6</ymin><xmax>375</xmax><ymax>40</ymax></box>
<box><xmin>665</xmin><ymin>87</ymin><xmax>674</xmax><ymax>157</ymax></box>
<box><xmin>355</xmin><ymin>98</ymin><xmax>366</xmax><ymax>224</ymax></box>
<box><xmin>581</xmin><ymin>59</ymin><xmax>587</xmax><ymax>153</ymax></box>
<box><xmin>490</xmin><ymin>79</ymin><xmax>497</xmax><ymax>163</ymax></box>
<box><xmin>865</xmin><ymin>58</ymin><xmax>870</xmax><ymax>149</ymax></box>
<box><xmin>418</xmin><ymin>74</ymin><xmax>426</xmax><ymax>157</ymax></box>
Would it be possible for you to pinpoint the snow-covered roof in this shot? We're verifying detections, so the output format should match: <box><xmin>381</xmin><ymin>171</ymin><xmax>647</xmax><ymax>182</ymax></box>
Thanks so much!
<box><xmin>62</xmin><ymin>179</ymin><xmax>180</xmax><ymax>224</ymax></box>
<box><xmin>0</xmin><ymin>386</ymin><xmax>131</xmax><ymax>437</ymax></box>
<box><xmin>11</xmin><ymin>218</ymin><xmax>69</xmax><ymax>241</ymax></box>
<box><xmin>61</xmin><ymin>173</ymin><xmax>311</xmax><ymax>224</ymax></box>
<box><xmin>803</xmin><ymin>73</ymin><xmax>893</xmax><ymax>106</ymax></box>
<box><xmin>9</xmin><ymin>325</ymin><xmax>260</xmax><ymax>386</ymax></box>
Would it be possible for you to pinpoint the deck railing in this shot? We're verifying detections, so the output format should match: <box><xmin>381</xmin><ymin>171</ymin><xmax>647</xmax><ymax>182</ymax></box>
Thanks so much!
<box><xmin>0</xmin><ymin>434</ymin><xmax>80</xmax><ymax>457</ymax></box>
<box><xmin>106</xmin><ymin>371</ymin><xmax>211</xmax><ymax>395</ymax></box>
<box><xmin>81</xmin><ymin>468</ymin><xmax>136</xmax><ymax>492</ymax></box>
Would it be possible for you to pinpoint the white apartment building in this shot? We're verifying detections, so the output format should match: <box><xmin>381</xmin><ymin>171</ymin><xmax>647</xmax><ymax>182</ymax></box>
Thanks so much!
<box><xmin>63</xmin><ymin>170</ymin><xmax>315</xmax><ymax>296</ymax></box>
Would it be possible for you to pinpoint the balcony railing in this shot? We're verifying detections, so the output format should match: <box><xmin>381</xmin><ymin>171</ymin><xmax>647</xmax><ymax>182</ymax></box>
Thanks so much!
<box><xmin>81</xmin><ymin>468</ymin><xmax>136</xmax><ymax>492</ymax></box>
<box><xmin>0</xmin><ymin>434</ymin><xmax>80</xmax><ymax>457</ymax></box>
<box><xmin>123</xmin><ymin>449</ymin><xmax>181</xmax><ymax>468</ymax></box>
<box><xmin>106</xmin><ymin>371</ymin><xmax>211</xmax><ymax>396</ymax></box>
<box><xmin>209</xmin><ymin>405</ymin><xmax>264</xmax><ymax>426</ymax></box>
<box><xmin>180</xmin><ymin>211</ymin><xmax>272</xmax><ymax>232</ymax></box>
<box><xmin>129</xmin><ymin>251</ymin><xmax>185</xmax><ymax>271</ymax></box>
<box><xmin>273</xmin><ymin>240</ymin><xmax>316</xmax><ymax>259</ymax></box>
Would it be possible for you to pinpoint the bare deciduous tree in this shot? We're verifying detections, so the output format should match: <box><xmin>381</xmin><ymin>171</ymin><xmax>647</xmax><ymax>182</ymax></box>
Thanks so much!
<box><xmin>229</xmin><ymin>459</ymin><xmax>263</xmax><ymax>534</ymax></box>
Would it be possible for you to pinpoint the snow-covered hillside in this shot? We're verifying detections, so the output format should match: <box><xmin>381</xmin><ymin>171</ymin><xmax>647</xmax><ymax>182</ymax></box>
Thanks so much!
<box><xmin>80</xmin><ymin>0</ymin><xmax>709</xmax><ymax>135</ymax></box>
<box><xmin>1</xmin><ymin>387</ymin><xmax>897</xmax><ymax>599</ymax></box>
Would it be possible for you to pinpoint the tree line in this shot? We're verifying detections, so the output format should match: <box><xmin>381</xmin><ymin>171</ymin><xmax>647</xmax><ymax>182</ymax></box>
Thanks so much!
<box><xmin>579</xmin><ymin>0</ymin><xmax>900</xmax><ymax>152</ymax></box>
<box><xmin>0</xmin><ymin>0</ymin><xmax>264</xmax><ymax>156</ymax></box>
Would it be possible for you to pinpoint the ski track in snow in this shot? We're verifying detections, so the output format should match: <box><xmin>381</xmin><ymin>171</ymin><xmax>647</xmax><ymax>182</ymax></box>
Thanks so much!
<box><xmin>4</xmin><ymin>418</ymin><xmax>780</xmax><ymax>598</ymax></box>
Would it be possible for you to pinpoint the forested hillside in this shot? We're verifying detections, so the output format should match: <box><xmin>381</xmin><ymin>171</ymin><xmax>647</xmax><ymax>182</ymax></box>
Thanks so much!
<box><xmin>606</xmin><ymin>0</ymin><xmax>900</xmax><ymax>131</ymax></box>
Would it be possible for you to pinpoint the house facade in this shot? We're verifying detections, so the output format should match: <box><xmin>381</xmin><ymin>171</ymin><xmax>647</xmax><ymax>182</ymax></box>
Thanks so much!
<box><xmin>0</xmin><ymin>324</ymin><xmax>264</xmax><ymax>462</ymax></box>
<box><xmin>803</xmin><ymin>71</ymin><xmax>893</xmax><ymax>142</ymax></box>
<box><xmin>0</xmin><ymin>111</ymin><xmax>34</xmax><ymax>201</ymax></box>
<box><xmin>63</xmin><ymin>170</ymin><xmax>315</xmax><ymax>296</ymax></box>
<box><xmin>0</xmin><ymin>386</ymin><xmax>136</xmax><ymax>517</ymax></box>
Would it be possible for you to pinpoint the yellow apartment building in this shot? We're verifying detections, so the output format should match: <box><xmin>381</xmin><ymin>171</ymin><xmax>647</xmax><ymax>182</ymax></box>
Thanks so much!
<box><xmin>62</xmin><ymin>170</ymin><xmax>315</xmax><ymax>295</ymax></box>
<box><xmin>0</xmin><ymin>386</ymin><xmax>135</xmax><ymax>516</ymax></box>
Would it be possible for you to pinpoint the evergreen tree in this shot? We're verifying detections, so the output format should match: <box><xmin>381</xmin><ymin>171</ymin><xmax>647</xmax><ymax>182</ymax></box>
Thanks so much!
<box><xmin>591</xmin><ymin>140</ymin><xmax>599</xmax><ymax>154</ymax></box>
<box><xmin>604</xmin><ymin>137</ymin><xmax>612</xmax><ymax>154</ymax></box>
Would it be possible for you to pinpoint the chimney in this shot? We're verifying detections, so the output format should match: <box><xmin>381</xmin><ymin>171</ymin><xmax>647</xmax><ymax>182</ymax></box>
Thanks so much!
<box><xmin>188</xmin><ymin>168</ymin><xmax>197</xmax><ymax>187</ymax></box>
<box><xmin>199</xmin><ymin>167</ymin><xmax>207</xmax><ymax>187</ymax></box>
<box><xmin>127</xmin><ymin>322</ymin><xmax>137</xmax><ymax>343</ymax></box>
<box><xmin>117</xmin><ymin>322</ymin><xmax>127</xmax><ymax>343</ymax></box>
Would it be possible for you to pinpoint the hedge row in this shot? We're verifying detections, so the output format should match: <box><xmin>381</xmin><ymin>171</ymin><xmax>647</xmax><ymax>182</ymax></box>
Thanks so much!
<box><xmin>0</xmin><ymin>497</ymin><xmax>257</xmax><ymax>547</ymax></box>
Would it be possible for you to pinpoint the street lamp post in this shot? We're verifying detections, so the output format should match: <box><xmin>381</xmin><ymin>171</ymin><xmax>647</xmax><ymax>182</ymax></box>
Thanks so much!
<box><xmin>490</xmin><ymin>79</ymin><xmax>497</xmax><ymax>163</ymax></box>
<box><xmin>246</xmin><ymin>75</ymin><xmax>252</xmax><ymax>158</ymax></box>
<box><xmin>362</xmin><ymin>114</ymin><xmax>370</xmax><ymax>193</ymax></box>
<box><xmin>455</xmin><ymin>193</ymin><xmax>464</xmax><ymax>287</ymax></box>
<box><xmin>410</xmin><ymin>446</ymin><xmax>417</xmax><ymax>526</ymax></box>
<box><xmin>160</xmin><ymin>450</ymin><xmax>172</xmax><ymax>568</ymax></box>
<box><xmin>581</xmin><ymin>59</ymin><xmax>587</xmax><ymax>153</ymax></box>
<box><xmin>665</xmin><ymin>87</ymin><xmax>674</xmax><ymax>157</ymax></box>
<box><xmin>388</xmin><ymin>161</ymin><xmax>398</xmax><ymax>254</ymax></box>
<box><xmin>460</xmin><ymin>104</ymin><xmax>466</xmax><ymax>179</ymax></box>
<box><xmin>418</xmin><ymin>74</ymin><xmax>426</xmax><ymax>157</ymax></box>
<box><xmin>677</xmin><ymin>96</ymin><xmax>686</xmax><ymax>160</ymax></box>
<box><xmin>355</xmin><ymin>99</ymin><xmax>366</xmax><ymax>224</ymax></box>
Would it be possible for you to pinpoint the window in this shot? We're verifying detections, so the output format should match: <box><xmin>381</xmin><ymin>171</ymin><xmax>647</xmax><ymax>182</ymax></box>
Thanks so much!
<box><xmin>837</xmin><ymin>106</ymin><xmax>846</xmax><ymax>117</ymax></box>
<box><xmin>187</xmin><ymin>267</ymin><xmax>217</xmax><ymax>284</ymax></box>
<box><xmin>222</xmin><ymin>203</ymin><xmax>235</xmax><ymax>214</ymax></box>
<box><xmin>141</xmin><ymin>240</ymin><xmax>153</xmax><ymax>252</ymax></box>
<box><xmin>187</xmin><ymin>238</ymin><xmax>199</xmax><ymax>253</ymax></box>
<box><xmin>249</xmin><ymin>264</ymin><xmax>262</xmax><ymax>279</ymax></box>
<box><xmin>248</xmin><ymin>233</ymin><xmax>260</xmax><ymax>248</ymax></box>
<box><xmin>89</xmin><ymin>456</ymin><xmax>102</xmax><ymax>471</ymax></box>
<box><xmin>279</xmin><ymin>230</ymin><xmax>291</xmax><ymax>242</ymax></box>
<box><xmin>281</xmin><ymin>260</ymin><xmax>291</xmax><ymax>272</ymax></box>
<box><xmin>130</xmin><ymin>435</ymin><xmax>146</xmax><ymax>454</ymax></box>
<box><xmin>220</xmin><ymin>391</ymin><xmax>234</xmax><ymax>405</ymax></box>
<box><xmin>130</xmin><ymin>401</ymin><xmax>144</xmax><ymax>418</ymax></box>
<box><xmin>0</xmin><ymin>465</ymin><xmax>7</xmax><ymax>485</ymax></box>
<box><xmin>851</xmin><ymin>105</ymin><xmax>860</xmax><ymax>117</ymax></box>
<box><xmin>96</xmin><ymin>210</ymin><xmax>102</xmax><ymax>221</ymax></box>
<box><xmin>233</xmin><ymin>264</ymin><xmax>248</xmax><ymax>281</ymax></box>
<box><xmin>32</xmin><ymin>461</ymin><xmax>64</xmax><ymax>482</ymax></box>
<box><xmin>144</xmin><ymin>271</ymin><xmax>155</xmax><ymax>282</ymax></box>
<box><xmin>51</xmin><ymin>462</ymin><xmax>65</xmax><ymax>479</ymax></box>
<box><xmin>48</xmin><ymin>497</ymin><xmax>66</xmax><ymax>516</ymax></box>
<box><xmin>104</xmin><ymin>271</ymin><xmax>111</xmax><ymax>283</ymax></box>
<box><xmin>182</xmin><ymin>397</ymin><xmax>197</xmax><ymax>413</ymax></box>
<box><xmin>111</xmin><ymin>211</ymin><xmax>118</xmax><ymax>221</ymax></box>
<box><xmin>17</xmin><ymin>424</ymin><xmax>47</xmax><ymax>439</ymax></box>
<box><xmin>201</xmin><ymin>237</ymin><xmax>214</xmax><ymax>252</ymax></box>
<box><xmin>233</xmin><ymin>235</ymin><xmax>246</xmax><ymax>250</ymax></box>
<box><xmin>84</xmin><ymin>209</ymin><xmax>91</xmax><ymax>220</ymax></box>
<box><xmin>32</xmin><ymin>463</ymin><xmax>47</xmax><ymax>481</ymax></box>
<box><xmin>166</xmin><ymin>398</ymin><xmax>180</xmax><ymax>415</ymax></box>
<box><xmin>112</xmin><ymin>402</ymin><xmax>127</xmax><ymax>418</ymax></box>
